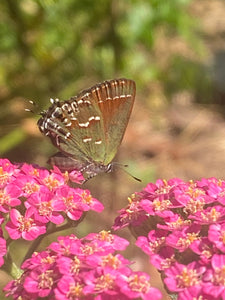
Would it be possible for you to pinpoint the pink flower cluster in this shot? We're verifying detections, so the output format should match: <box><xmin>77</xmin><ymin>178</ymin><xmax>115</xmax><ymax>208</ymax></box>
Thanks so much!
<box><xmin>4</xmin><ymin>231</ymin><xmax>162</xmax><ymax>300</ymax></box>
<box><xmin>113</xmin><ymin>178</ymin><xmax>225</xmax><ymax>299</ymax></box>
<box><xmin>0</xmin><ymin>158</ymin><xmax>103</xmax><ymax>264</ymax></box>
<box><xmin>0</xmin><ymin>159</ymin><xmax>162</xmax><ymax>299</ymax></box>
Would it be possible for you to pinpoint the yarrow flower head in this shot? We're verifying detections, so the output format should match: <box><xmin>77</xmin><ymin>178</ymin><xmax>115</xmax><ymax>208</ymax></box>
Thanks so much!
<box><xmin>0</xmin><ymin>159</ymin><xmax>162</xmax><ymax>300</ymax></box>
<box><xmin>113</xmin><ymin>178</ymin><xmax>225</xmax><ymax>299</ymax></box>
<box><xmin>4</xmin><ymin>232</ymin><xmax>162</xmax><ymax>300</ymax></box>
<box><xmin>4</xmin><ymin>157</ymin><xmax>225</xmax><ymax>299</ymax></box>
<box><xmin>0</xmin><ymin>159</ymin><xmax>103</xmax><ymax>263</ymax></box>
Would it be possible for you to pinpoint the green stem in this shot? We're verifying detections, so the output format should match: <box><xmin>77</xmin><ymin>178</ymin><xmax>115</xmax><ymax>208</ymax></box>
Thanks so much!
<box><xmin>1</xmin><ymin>252</ymin><xmax>23</xmax><ymax>279</ymax></box>
<box><xmin>23</xmin><ymin>213</ymin><xmax>86</xmax><ymax>263</ymax></box>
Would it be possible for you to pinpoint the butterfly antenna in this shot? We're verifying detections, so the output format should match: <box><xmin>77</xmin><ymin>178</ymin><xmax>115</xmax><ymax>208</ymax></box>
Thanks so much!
<box><xmin>122</xmin><ymin>167</ymin><xmax>142</xmax><ymax>182</ymax></box>
<box><xmin>113</xmin><ymin>162</ymin><xmax>142</xmax><ymax>182</ymax></box>
<box><xmin>25</xmin><ymin>100</ymin><xmax>40</xmax><ymax>114</ymax></box>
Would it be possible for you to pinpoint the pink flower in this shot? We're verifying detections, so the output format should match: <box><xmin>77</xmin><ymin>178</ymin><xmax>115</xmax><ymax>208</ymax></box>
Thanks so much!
<box><xmin>21</xmin><ymin>250</ymin><xmax>56</xmax><ymax>271</ymax></box>
<box><xmin>4</xmin><ymin>232</ymin><xmax>161</xmax><ymax>300</ymax></box>
<box><xmin>51</xmin><ymin>166</ymin><xmax>84</xmax><ymax>185</ymax></box>
<box><xmin>197</xmin><ymin>177</ymin><xmax>225</xmax><ymax>200</ymax></box>
<box><xmin>189</xmin><ymin>237</ymin><xmax>213</xmax><ymax>265</ymax></box>
<box><xmin>112</xmin><ymin>196</ymin><xmax>148</xmax><ymax>231</ymax></box>
<box><xmin>54</xmin><ymin>186</ymin><xmax>103</xmax><ymax>221</ymax></box>
<box><xmin>37</xmin><ymin>168</ymin><xmax>66</xmax><ymax>191</ymax></box>
<box><xmin>117</xmin><ymin>271</ymin><xmax>162</xmax><ymax>300</ymax></box>
<box><xmin>55</xmin><ymin>276</ymin><xmax>88</xmax><ymax>300</ymax></box>
<box><xmin>136</xmin><ymin>230</ymin><xmax>175</xmax><ymax>270</ymax></box>
<box><xmin>54</xmin><ymin>186</ymin><xmax>85</xmax><ymax>220</ymax></box>
<box><xmin>208</xmin><ymin>223</ymin><xmax>225</xmax><ymax>252</ymax></box>
<box><xmin>26</xmin><ymin>187</ymin><xmax>64</xmax><ymax>224</ymax></box>
<box><xmin>68</xmin><ymin>169</ymin><xmax>85</xmax><ymax>184</ymax></box>
<box><xmin>176</xmin><ymin>285</ymin><xmax>203</xmax><ymax>300</ymax></box>
<box><xmin>143</xmin><ymin>178</ymin><xmax>182</xmax><ymax>196</ymax></box>
<box><xmin>5</xmin><ymin>208</ymin><xmax>46</xmax><ymax>240</ymax></box>
<box><xmin>5</xmin><ymin>162</ymin><xmax>225</xmax><ymax>300</ymax></box>
<box><xmin>49</xmin><ymin>235</ymin><xmax>81</xmax><ymax>256</ymax></box>
<box><xmin>165</xmin><ymin>226</ymin><xmax>201</xmax><ymax>252</ymax></box>
<box><xmin>164</xmin><ymin>262</ymin><xmax>205</xmax><ymax>293</ymax></box>
<box><xmin>85</xmin><ymin>231</ymin><xmax>129</xmax><ymax>251</ymax></box>
<box><xmin>3</xmin><ymin>275</ymin><xmax>35</xmax><ymax>300</ymax></box>
<box><xmin>190</xmin><ymin>205</ymin><xmax>225</xmax><ymax>224</ymax></box>
<box><xmin>23</xmin><ymin>268</ymin><xmax>56</xmax><ymax>298</ymax></box>
<box><xmin>0</xmin><ymin>158</ymin><xmax>19</xmax><ymax>188</ymax></box>
<box><xmin>136</xmin><ymin>230</ymin><xmax>168</xmax><ymax>256</ymax></box>
<box><xmin>13</xmin><ymin>174</ymin><xmax>40</xmax><ymax>197</ymax></box>
<box><xmin>20</xmin><ymin>163</ymin><xmax>43</xmax><ymax>177</ymax></box>
<box><xmin>140</xmin><ymin>197</ymin><xmax>173</xmax><ymax>216</ymax></box>
<box><xmin>157</xmin><ymin>213</ymin><xmax>189</xmax><ymax>231</ymax></box>
<box><xmin>76</xmin><ymin>188</ymin><xmax>104</xmax><ymax>212</ymax></box>
<box><xmin>0</xmin><ymin>183</ymin><xmax>21</xmax><ymax>213</ymax></box>
<box><xmin>56</xmin><ymin>256</ymin><xmax>81</xmax><ymax>276</ymax></box>
<box><xmin>202</xmin><ymin>254</ymin><xmax>225</xmax><ymax>298</ymax></box>
<box><xmin>85</xmin><ymin>253</ymin><xmax>131</xmax><ymax>271</ymax></box>
<box><xmin>84</xmin><ymin>268</ymin><xmax>120</xmax><ymax>295</ymax></box>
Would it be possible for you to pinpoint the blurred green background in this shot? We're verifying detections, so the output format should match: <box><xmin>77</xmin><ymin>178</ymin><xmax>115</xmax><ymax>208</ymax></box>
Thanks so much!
<box><xmin>1</xmin><ymin>0</ymin><xmax>225</xmax><ymax>298</ymax></box>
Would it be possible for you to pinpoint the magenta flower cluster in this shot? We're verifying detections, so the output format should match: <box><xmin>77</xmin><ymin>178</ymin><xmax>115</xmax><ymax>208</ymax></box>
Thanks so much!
<box><xmin>0</xmin><ymin>158</ymin><xmax>162</xmax><ymax>300</ymax></box>
<box><xmin>0</xmin><ymin>158</ymin><xmax>103</xmax><ymax>260</ymax></box>
<box><xmin>4</xmin><ymin>231</ymin><xmax>162</xmax><ymax>299</ymax></box>
<box><xmin>113</xmin><ymin>178</ymin><xmax>225</xmax><ymax>299</ymax></box>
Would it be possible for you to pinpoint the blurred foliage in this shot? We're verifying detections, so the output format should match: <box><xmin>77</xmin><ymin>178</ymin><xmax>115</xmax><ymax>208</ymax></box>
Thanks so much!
<box><xmin>0</xmin><ymin>0</ymin><xmax>209</xmax><ymax>160</ymax></box>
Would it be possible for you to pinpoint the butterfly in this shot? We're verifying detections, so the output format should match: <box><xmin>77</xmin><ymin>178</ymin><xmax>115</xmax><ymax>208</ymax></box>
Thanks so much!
<box><xmin>37</xmin><ymin>78</ymin><xmax>138</xmax><ymax>182</ymax></box>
